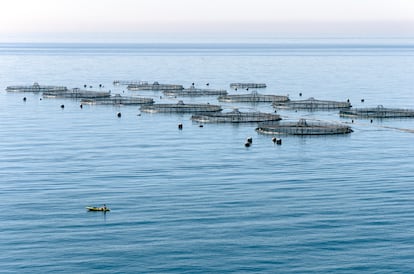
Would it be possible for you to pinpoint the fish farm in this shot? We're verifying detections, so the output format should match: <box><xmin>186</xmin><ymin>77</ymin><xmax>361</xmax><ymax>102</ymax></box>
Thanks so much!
<box><xmin>217</xmin><ymin>91</ymin><xmax>289</xmax><ymax>103</ymax></box>
<box><xmin>43</xmin><ymin>88</ymin><xmax>111</xmax><ymax>99</ymax></box>
<box><xmin>256</xmin><ymin>119</ymin><xmax>353</xmax><ymax>135</ymax></box>
<box><xmin>140</xmin><ymin>100</ymin><xmax>222</xmax><ymax>113</ymax></box>
<box><xmin>163</xmin><ymin>86</ymin><xmax>228</xmax><ymax>97</ymax></box>
<box><xmin>127</xmin><ymin>81</ymin><xmax>184</xmax><ymax>91</ymax></box>
<box><xmin>6</xmin><ymin>82</ymin><xmax>68</xmax><ymax>93</ymax></box>
<box><xmin>230</xmin><ymin>83</ymin><xmax>267</xmax><ymax>89</ymax></box>
<box><xmin>339</xmin><ymin>105</ymin><xmax>414</xmax><ymax>118</ymax></box>
<box><xmin>273</xmin><ymin>97</ymin><xmax>351</xmax><ymax>110</ymax></box>
<box><xmin>191</xmin><ymin>108</ymin><xmax>281</xmax><ymax>123</ymax></box>
<box><xmin>80</xmin><ymin>94</ymin><xmax>154</xmax><ymax>105</ymax></box>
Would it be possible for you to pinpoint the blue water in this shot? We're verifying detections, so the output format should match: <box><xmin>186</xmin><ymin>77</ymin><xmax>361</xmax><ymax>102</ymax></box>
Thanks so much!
<box><xmin>1</xmin><ymin>40</ymin><xmax>414</xmax><ymax>273</ymax></box>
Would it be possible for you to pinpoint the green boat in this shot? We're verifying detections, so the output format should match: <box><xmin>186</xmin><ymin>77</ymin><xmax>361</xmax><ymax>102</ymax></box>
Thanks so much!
<box><xmin>86</xmin><ymin>206</ymin><xmax>110</xmax><ymax>212</ymax></box>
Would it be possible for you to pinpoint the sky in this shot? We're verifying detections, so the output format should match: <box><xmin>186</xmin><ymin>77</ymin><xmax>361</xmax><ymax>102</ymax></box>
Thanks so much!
<box><xmin>0</xmin><ymin>0</ymin><xmax>413</xmax><ymax>42</ymax></box>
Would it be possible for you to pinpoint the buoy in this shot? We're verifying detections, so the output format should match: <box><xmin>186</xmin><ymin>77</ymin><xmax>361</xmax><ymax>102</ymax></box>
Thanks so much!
<box><xmin>89</xmin><ymin>85</ymin><xmax>92</xmax><ymax>88</ymax></box>
<box><xmin>99</xmin><ymin>84</ymin><xmax>102</xmax><ymax>88</ymax></box>
<box><xmin>117</xmin><ymin>112</ymin><xmax>121</xmax><ymax>118</ymax></box>
<box><xmin>244</xmin><ymin>142</ymin><xmax>251</xmax><ymax>147</ymax></box>
<box><xmin>84</xmin><ymin>84</ymin><xmax>87</xmax><ymax>88</ymax></box>
<box><xmin>351</xmin><ymin>119</ymin><xmax>354</xmax><ymax>123</ymax></box>
<box><xmin>235</xmin><ymin>88</ymin><xmax>238</xmax><ymax>91</ymax></box>
<box><xmin>276</xmin><ymin>138</ymin><xmax>282</xmax><ymax>145</ymax></box>
<box><xmin>23</xmin><ymin>97</ymin><xmax>26</xmax><ymax>101</ymax></box>
<box><xmin>246</xmin><ymin>137</ymin><xmax>252</xmax><ymax>144</ymax></box>
<box><xmin>206</xmin><ymin>83</ymin><xmax>209</xmax><ymax>86</ymax></box>
<box><xmin>370</xmin><ymin>119</ymin><xmax>373</xmax><ymax>123</ymax></box>
<box><xmin>60</xmin><ymin>104</ymin><xmax>64</xmax><ymax>109</ymax></box>
<box><xmin>192</xmin><ymin>82</ymin><xmax>195</xmax><ymax>86</ymax></box>
<box><xmin>272</xmin><ymin>137</ymin><xmax>277</xmax><ymax>143</ymax></box>
<box><xmin>80</xmin><ymin>104</ymin><xmax>83</xmax><ymax>109</ymax></box>
<box><xmin>347</xmin><ymin>99</ymin><xmax>350</xmax><ymax>103</ymax></box>
<box><xmin>246</xmin><ymin>88</ymin><xmax>249</xmax><ymax>91</ymax></box>
<box><xmin>361</xmin><ymin>99</ymin><xmax>365</xmax><ymax>103</ymax></box>
<box><xmin>199</xmin><ymin>124</ymin><xmax>204</xmax><ymax>128</ymax></box>
<box><xmin>178</xmin><ymin>123</ymin><xmax>183</xmax><ymax>130</ymax></box>
<box><xmin>299</xmin><ymin>92</ymin><xmax>302</xmax><ymax>97</ymax></box>
<box><xmin>39</xmin><ymin>98</ymin><xmax>42</xmax><ymax>101</ymax></box>
<box><xmin>137</xmin><ymin>113</ymin><xmax>141</xmax><ymax>116</ymax></box>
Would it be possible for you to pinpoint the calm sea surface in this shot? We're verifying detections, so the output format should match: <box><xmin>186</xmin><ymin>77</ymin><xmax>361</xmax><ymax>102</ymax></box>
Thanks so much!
<box><xmin>1</xmin><ymin>40</ymin><xmax>414</xmax><ymax>273</ymax></box>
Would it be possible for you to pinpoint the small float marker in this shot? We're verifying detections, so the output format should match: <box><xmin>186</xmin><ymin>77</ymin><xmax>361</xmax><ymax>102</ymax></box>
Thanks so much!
<box><xmin>117</xmin><ymin>112</ymin><xmax>121</xmax><ymax>118</ymax></box>
<box><xmin>60</xmin><ymin>104</ymin><xmax>64</xmax><ymax>109</ymax></box>
<box><xmin>178</xmin><ymin>123</ymin><xmax>183</xmax><ymax>130</ymax></box>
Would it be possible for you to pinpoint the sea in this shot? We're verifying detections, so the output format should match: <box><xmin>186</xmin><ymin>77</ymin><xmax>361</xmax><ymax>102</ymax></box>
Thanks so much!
<box><xmin>1</xmin><ymin>39</ymin><xmax>414</xmax><ymax>273</ymax></box>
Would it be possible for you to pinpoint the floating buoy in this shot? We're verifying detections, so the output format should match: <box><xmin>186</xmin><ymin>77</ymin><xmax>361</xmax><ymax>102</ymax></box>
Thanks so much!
<box><xmin>246</xmin><ymin>137</ymin><xmax>253</xmax><ymax>144</ymax></box>
<box><xmin>39</xmin><ymin>98</ymin><xmax>42</xmax><ymax>101</ymax></box>
<box><xmin>80</xmin><ymin>104</ymin><xmax>83</xmax><ymax>109</ymax></box>
<box><xmin>137</xmin><ymin>113</ymin><xmax>141</xmax><ymax>116</ymax></box>
<box><xmin>347</xmin><ymin>99</ymin><xmax>350</xmax><ymax>103</ymax></box>
<box><xmin>199</xmin><ymin>124</ymin><xmax>204</xmax><ymax>128</ymax></box>
<box><xmin>351</xmin><ymin>119</ymin><xmax>354</xmax><ymax>123</ymax></box>
<box><xmin>23</xmin><ymin>97</ymin><xmax>26</xmax><ymax>101</ymax></box>
<box><xmin>246</xmin><ymin>88</ymin><xmax>249</xmax><ymax>91</ymax></box>
<box><xmin>370</xmin><ymin>119</ymin><xmax>373</xmax><ymax>123</ymax></box>
<box><xmin>206</xmin><ymin>83</ymin><xmax>209</xmax><ymax>86</ymax></box>
<box><xmin>235</xmin><ymin>88</ymin><xmax>238</xmax><ymax>91</ymax></box>
<box><xmin>361</xmin><ymin>99</ymin><xmax>365</xmax><ymax>103</ymax></box>
<box><xmin>89</xmin><ymin>85</ymin><xmax>93</xmax><ymax>88</ymax></box>
<box><xmin>178</xmin><ymin>123</ymin><xmax>183</xmax><ymax>130</ymax></box>
<box><xmin>84</xmin><ymin>84</ymin><xmax>87</xmax><ymax>88</ymax></box>
<box><xmin>117</xmin><ymin>112</ymin><xmax>121</xmax><ymax>118</ymax></box>
<box><xmin>276</xmin><ymin>138</ymin><xmax>282</xmax><ymax>145</ymax></box>
<box><xmin>299</xmin><ymin>92</ymin><xmax>302</xmax><ymax>97</ymax></box>
<box><xmin>99</xmin><ymin>84</ymin><xmax>102</xmax><ymax>88</ymax></box>
<box><xmin>244</xmin><ymin>142</ymin><xmax>251</xmax><ymax>147</ymax></box>
<box><xmin>60</xmin><ymin>104</ymin><xmax>64</xmax><ymax>109</ymax></box>
<box><xmin>272</xmin><ymin>137</ymin><xmax>277</xmax><ymax>143</ymax></box>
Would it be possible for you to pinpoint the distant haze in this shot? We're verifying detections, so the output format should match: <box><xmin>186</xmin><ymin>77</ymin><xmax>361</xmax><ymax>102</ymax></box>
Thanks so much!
<box><xmin>1</xmin><ymin>0</ymin><xmax>413</xmax><ymax>42</ymax></box>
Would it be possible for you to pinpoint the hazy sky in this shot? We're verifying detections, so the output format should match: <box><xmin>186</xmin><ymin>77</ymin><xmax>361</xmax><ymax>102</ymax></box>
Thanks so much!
<box><xmin>1</xmin><ymin>0</ymin><xmax>413</xmax><ymax>42</ymax></box>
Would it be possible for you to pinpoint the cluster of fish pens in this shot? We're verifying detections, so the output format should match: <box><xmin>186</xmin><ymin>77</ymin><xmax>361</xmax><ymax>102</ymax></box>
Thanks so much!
<box><xmin>7</xmin><ymin>81</ymin><xmax>414</xmax><ymax>142</ymax></box>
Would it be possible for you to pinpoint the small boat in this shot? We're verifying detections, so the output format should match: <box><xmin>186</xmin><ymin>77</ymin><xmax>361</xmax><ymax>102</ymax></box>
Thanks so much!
<box><xmin>86</xmin><ymin>206</ymin><xmax>110</xmax><ymax>212</ymax></box>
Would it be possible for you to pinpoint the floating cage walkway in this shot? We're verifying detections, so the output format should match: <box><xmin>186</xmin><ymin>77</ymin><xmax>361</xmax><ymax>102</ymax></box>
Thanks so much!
<box><xmin>273</xmin><ymin>97</ymin><xmax>351</xmax><ymax>110</ymax></box>
<box><xmin>6</xmin><ymin>82</ymin><xmax>68</xmax><ymax>93</ymax></box>
<box><xmin>230</xmin><ymin>83</ymin><xmax>266</xmax><ymax>89</ymax></box>
<box><xmin>191</xmin><ymin>108</ymin><xmax>281</xmax><ymax>123</ymax></box>
<box><xmin>81</xmin><ymin>94</ymin><xmax>154</xmax><ymax>105</ymax></box>
<box><xmin>127</xmin><ymin>81</ymin><xmax>183</xmax><ymax>91</ymax></box>
<box><xmin>43</xmin><ymin>88</ymin><xmax>111</xmax><ymax>99</ymax></box>
<box><xmin>140</xmin><ymin>100</ymin><xmax>222</xmax><ymax>113</ymax></box>
<box><xmin>256</xmin><ymin>119</ymin><xmax>353</xmax><ymax>135</ymax></box>
<box><xmin>339</xmin><ymin>105</ymin><xmax>414</xmax><ymax>118</ymax></box>
<box><xmin>163</xmin><ymin>86</ymin><xmax>227</xmax><ymax>97</ymax></box>
<box><xmin>218</xmin><ymin>91</ymin><xmax>289</xmax><ymax>103</ymax></box>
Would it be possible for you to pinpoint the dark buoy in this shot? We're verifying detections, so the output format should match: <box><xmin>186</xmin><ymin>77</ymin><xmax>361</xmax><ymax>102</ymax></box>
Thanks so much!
<box><xmin>246</xmin><ymin>88</ymin><xmax>249</xmax><ymax>91</ymax></box>
<box><xmin>192</xmin><ymin>82</ymin><xmax>195</xmax><ymax>86</ymax></box>
<box><xmin>23</xmin><ymin>97</ymin><xmax>26</xmax><ymax>102</ymax></box>
<box><xmin>299</xmin><ymin>92</ymin><xmax>302</xmax><ymax>97</ymax></box>
<box><xmin>276</xmin><ymin>138</ymin><xmax>282</xmax><ymax>145</ymax></box>
<box><xmin>272</xmin><ymin>137</ymin><xmax>277</xmax><ymax>143</ymax></box>
<box><xmin>199</xmin><ymin>124</ymin><xmax>204</xmax><ymax>128</ymax></box>
<box><xmin>347</xmin><ymin>99</ymin><xmax>350</xmax><ymax>103</ymax></box>
<box><xmin>370</xmin><ymin>119</ymin><xmax>373</xmax><ymax>123</ymax></box>
<box><xmin>89</xmin><ymin>85</ymin><xmax>93</xmax><ymax>88</ymax></box>
<box><xmin>178</xmin><ymin>123</ymin><xmax>183</xmax><ymax>130</ymax></box>
<box><xmin>80</xmin><ymin>104</ymin><xmax>83</xmax><ymax>109</ymax></box>
<box><xmin>40</xmin><ymin>98</ymin><xmax>42</xmax><ymax>101</ymax></box>
<box><xmin>84</xmin><ymin>84</ymin><xmax>87</xmax><ymax>88</ymax></box>
<box><xmin>206</xmin><ymin>83</ymin><xmax>209</xmax><ymax>86</ymax></box>
<box><xmin>351</xmin><ymin>119</ymin><xmax>354</xmax><ymax>123</ymax></box>
<box><xmin>244</xmin><ymin>142</ymin><xmax>251</xmax><ymax>147</ymax></box>
<box><xmin>60</xmin><ymin>104</ymin><xmax>64</xmax><ymax>109</ymax></box>
<box><xmin>235</xmin><ymin>88</ymin><xmax>238</xmax><ymax>91</ymax></box>
<box><xmin>99</xmin><ymin>84</ymin><xmax>102</xmax><ymax>88</ymax></box>
<box><xmin>117</xmin><ymin>112</ymin><xmax>121</xmax><ymax>118</ymax></box>
<box><xmin>361</xmin><ymin>99</ymin><xmax>365</xmax><ymax>103</ymax></box>
<box><xmin>246</xmin><ymin>137</ymin><xmax>253</xmax><ymax>144</ymax></box>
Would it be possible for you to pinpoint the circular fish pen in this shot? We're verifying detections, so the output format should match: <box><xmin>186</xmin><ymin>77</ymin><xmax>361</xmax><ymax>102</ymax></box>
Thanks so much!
<box><xmin>140</xmin><ymin>100</ymin><xmax>222</xmax><ymax>113</ymax></box>
<box><xmin>273</xmin><ymin>97</ymin><xmax>351</xmax><ymax>110</ymax></box>
<box><xmin>218</xmin><ymin>91</ymin><xmax>289</xmax><ymax>103</ymax></box>
<box><xmin>163</xmin><ymin>86</ymin><xmax>227</xmax><ymax>97</ymax></box>
<box><xmin>81</xmin><ymin>94</ymin><xmax>154</xmax><ymax>105</ymax></box>
<box><xmin>191</xmin><ymin>108</ymin><xmax>281</xmax><ymax>123</ymax></box>
<box><xmin>127</xmin><ymin>81</ymin><xmax>183</xmax><ymax>91</ymax></box>
<box><xmin>6</xmin><ymin>82</ymin><xmax>68</xmax><ymax>93</ymax></box>
<box><xmin>43</xmin><ymin>88</ymin><xmax>111</xmax><ymax>99</ymax></box>
<box><xmin>256</xmin><ymin>119</ymin><xmax>353</xmax><ymax>135</ymax></box>
<box><xmin>230</xmin><ymin>83</ymin><xmax>267</xmax><ymax>89</ymax></box>
<box><xmin>339</xmin><ymin>105</ymin><xmax>414</xmax><ymax>118</ymax></box>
